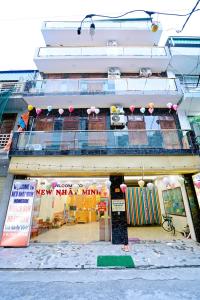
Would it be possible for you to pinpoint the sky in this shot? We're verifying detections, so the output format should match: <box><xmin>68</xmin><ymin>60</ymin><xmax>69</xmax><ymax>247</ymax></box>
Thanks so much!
<box><xmin>0</xmin><ymin>0</ymin><xmax>199</xmax><ymax>71</ymax></box>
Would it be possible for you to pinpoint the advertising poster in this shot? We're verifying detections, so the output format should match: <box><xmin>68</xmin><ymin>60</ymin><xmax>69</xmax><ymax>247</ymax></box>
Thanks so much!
<box><xmin>112</xmin><ymin>199</ymin><xmax>125</xmax><ymax>212</ymax></box>
<box><xmin>0</xmin><ymin>180</ymin><xmax>36</xmax><ymax>247</ymax></box>
<box><xmin>193</xmin><ymin>173</ymin><xmax>200</xmax><ymax>208</ymax></box>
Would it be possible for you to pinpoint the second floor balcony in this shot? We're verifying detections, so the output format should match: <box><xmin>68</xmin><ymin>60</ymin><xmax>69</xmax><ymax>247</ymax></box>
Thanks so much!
<box><xmin>23</xmin><ymin>78</ymin><xmax>181</xmax><ymax>108</ymax></box>
<box><xmin>10</xmin><ymin>129</ymin><xmax>198</xmax><ymax>157</ymax></box>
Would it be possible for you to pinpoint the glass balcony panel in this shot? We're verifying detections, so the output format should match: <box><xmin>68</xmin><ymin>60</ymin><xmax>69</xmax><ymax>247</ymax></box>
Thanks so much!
<box><xmin>25</xmin><ymin>78</ymin><xmax>178</xmax><ymax>95</ymax></box>
<box><xmin>37</xmin><ymin>46</ymin><xmax>167</xmax><ymax>57</ymax></box>
<box><xmin>15</xmin><ymin>130</ymin><xmax>191</xmax><ymax>152</ymax></box>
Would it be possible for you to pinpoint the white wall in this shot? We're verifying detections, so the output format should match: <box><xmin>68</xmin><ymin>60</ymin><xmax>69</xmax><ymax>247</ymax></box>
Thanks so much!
<box><xmin>156</xmin><ymin>176</ymin><xmax>196</xmax><ymax>240</ymax></box>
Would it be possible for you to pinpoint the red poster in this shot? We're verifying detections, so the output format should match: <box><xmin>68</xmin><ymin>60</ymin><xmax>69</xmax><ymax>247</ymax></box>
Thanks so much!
<box><xmin>0</xmin><ymin>180</ymin><xmax>36</xmax><ymax>247</ymax></box>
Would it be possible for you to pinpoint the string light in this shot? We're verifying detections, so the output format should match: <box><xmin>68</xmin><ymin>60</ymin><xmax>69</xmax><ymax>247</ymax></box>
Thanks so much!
<box><xmin>77</xmin><ymin>2</ymin><xmax>200</xmax><ymax>35</ymax></box>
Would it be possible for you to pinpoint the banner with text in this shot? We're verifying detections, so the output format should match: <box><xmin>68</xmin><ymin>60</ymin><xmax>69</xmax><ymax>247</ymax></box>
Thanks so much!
<box><xmin>0</xmin><ymin>180</ymin><xmax>36</xmax><ymax>247</ymax></box>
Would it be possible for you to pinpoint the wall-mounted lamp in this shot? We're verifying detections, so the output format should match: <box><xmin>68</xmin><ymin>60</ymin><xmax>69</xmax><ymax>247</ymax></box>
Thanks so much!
<box><xmin>89</xmin><ymin>22</ymin><xmax>95</xmax><ymax>37</ymax></box>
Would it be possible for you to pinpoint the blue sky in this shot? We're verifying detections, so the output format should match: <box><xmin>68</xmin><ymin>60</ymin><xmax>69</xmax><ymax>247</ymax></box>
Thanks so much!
<box><xmin>0</xmin><ymin>0</ymin><xmax>199</xmax><ymax>70</ymax></box>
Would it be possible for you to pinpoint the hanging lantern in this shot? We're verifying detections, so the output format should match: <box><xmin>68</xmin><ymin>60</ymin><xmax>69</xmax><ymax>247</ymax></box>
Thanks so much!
<box><xmin>105</xmin><ymin>180</ymin><xmax>111</xmax><ymax>188</ymax></box>
<box><xmin>120</xmin><ymin>183</ymin><xmax>127</xmax><ymax>193</ymax></box>
<box><xmin>87</xmin><ymin>108</ymin><xmax>92</xmax><ymax>115</ymax></box>
<box><xmin>94</xmin><ymin>108</ymin><xmax>100</xmax><ymax>115</ymax></box>
<box><xmin>140</xmin><ymin>107</ymin><xmax>146</xmax><ymax>114</ymax></box>
<box><xmin>90</xmin><ymin>106</ymin><xmax>96</xmax><ymax>112</ymax></box>
<box><xmin>147</xmin><ymin>182</ymin><xmax>154</xmax><ymax>190</ymax></box>
<box><xmin>148</xmin><ymin>102</ymin><xmax>154</xmax><ymax>109</ymax></box>
<box><xmin>28</xmin><ymin>105</ymin><xmax>34</xmax><ymax>111</ymax></box>
<box><xmin>129</xmin><ymin>105</ymin><xmax>135</xmax><ymax>113</ymax></box>
<box><xmin>151</xmin><ymin>23</ymin><xmax>159</xmax><ymax>32</ymax></box>
<box><xmin>148</xmin><ymin>108</ymin><xmax>154</xmax><ymax>114</ymax></box>
<box><xmin>138</xmin><ymin>179</ymin><xmax>145</xmax><ymax>188</ymax></box>
<box><xmin>36</xmin><ymin>108</ymin><xmax>42</xmax><ymax>116</ymax></box>
<box><xmin>167</xmin><ymin>103</ymin><xmax>172</xmax><ymax>109</ymax></box>
<box><xmin>172</xmin><ymin>104</ymin><xmax>178</xmax><ymax>111</ymax></box>
<box><xmin>47</xmin><ymin>105</ymin><xmax>52</xmax><ymax>112</ymax></box>
<box><xmin>69</xmin><ymin>105</ymin><xmax>74</xmax><ymax>113</ymax></box>
<box><xmin>47</xmin><ymin>105</ymin><xmax>52</xmax><ymax>116</ymax></box>
<box><xmin>111</xmin><ymin>106</ymin><xmax>117</xmax><ymax>113</ymax></box>
<box><xmin>58</xmin><ymin>108</ymin><xmax>64</xmax><ymax>116</ymax></box>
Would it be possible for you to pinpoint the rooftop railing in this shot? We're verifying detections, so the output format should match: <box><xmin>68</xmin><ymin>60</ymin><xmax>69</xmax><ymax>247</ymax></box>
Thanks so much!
<box><xmin>10</xmin><ymin>129</ymin><xmax>197</xmax><ymax>155</ymax></box>
<box><xmin>44</xmin><ymin>20</ymin><xmax>153</xmax><ymax>29</ymax></box>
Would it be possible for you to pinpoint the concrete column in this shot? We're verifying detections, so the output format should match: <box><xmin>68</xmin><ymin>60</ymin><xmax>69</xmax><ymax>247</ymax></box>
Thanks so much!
<box><xmin>110</xmin><ymin>175</ymin><xmax>128</xmax><ymax>244</ymax></box>
<box><xmin>177</xmin><ymin>110</ymin><xmax>191</xmax><ymax>131</ymax></box>
<box><xmin>0</xmin><ymin>174</ymin><xmax>14</xmax><ymax>240</ymax></box>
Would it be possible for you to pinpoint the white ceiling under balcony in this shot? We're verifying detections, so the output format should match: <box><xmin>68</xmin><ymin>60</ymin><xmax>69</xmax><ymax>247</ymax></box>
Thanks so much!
<box><xmin>23</xmin><ymin>92</ymin><xmax>182</xmax><ymax>109</ymax></box>
<box><xmin>42</xmin><ymin>21</ymin><xmax>162</xmax><ymax>47</ymax></box>
<box><xmin>34</xmin><ymin>47</ymin><xmax>170</xmax><ymax>74</ymax></box>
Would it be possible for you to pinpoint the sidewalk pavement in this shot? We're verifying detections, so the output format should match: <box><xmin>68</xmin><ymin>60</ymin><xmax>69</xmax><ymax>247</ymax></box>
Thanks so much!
<box><xmin>0</xmin><ymin>239</ymin><xmax>200</xmax><ymax>269</ymax></box>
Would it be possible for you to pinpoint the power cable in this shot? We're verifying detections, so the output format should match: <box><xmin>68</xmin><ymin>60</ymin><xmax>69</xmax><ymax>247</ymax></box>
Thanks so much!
<box><xmin>77</xmin><ymin>2</ymin><xmax>200</xmax><ymax>34</ymax></box>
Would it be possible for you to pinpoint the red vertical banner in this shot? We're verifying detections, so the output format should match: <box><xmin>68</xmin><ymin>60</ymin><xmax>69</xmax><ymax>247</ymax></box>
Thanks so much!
<box><xmin>0</xmin><ymin>180</ymin><xmax>36</xmax><ymax>247</ymax></box>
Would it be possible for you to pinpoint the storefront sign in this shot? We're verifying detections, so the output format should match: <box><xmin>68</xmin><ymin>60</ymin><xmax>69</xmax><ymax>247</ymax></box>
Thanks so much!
<box><xmin>0</xmin><ymin>180</ymin><xmax>36</xmax><ymax>247</ymax></box>
<box><xmin>112</xmin><ymin>199</ymin><xmax>125</xmax><ymax>212</ymax></box>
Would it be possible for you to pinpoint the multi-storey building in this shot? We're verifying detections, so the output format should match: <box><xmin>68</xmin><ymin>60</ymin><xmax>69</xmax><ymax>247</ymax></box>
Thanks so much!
<box><xmin>1</xmin><ymin>19</ymin><xmax>200</xmax><ymax>247</ymax></box>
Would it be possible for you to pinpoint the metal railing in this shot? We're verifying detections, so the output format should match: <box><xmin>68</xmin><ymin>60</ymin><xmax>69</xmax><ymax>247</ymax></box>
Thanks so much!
<box><xmin>0</xmin><ymin>82</ymin><xmax>25</xmax><ymax>94</ymax></box>
<box><xmin>44</xmin><ymin>20</ymin><xmax>153</xmax><ymax>29</ymax></box>
<box><xmin>24</xmin><ymin>78</ymin><xmax>178</xmax><ymax>95</ymax></box>
<box><xmin>11</xmin><ymin>129</ymin><xmax>194</xmax><ymax>153</ymax></box>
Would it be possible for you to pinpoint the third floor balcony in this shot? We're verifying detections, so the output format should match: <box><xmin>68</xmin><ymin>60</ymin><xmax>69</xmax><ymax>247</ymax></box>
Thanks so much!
<box><xmin>23</xmin><ymin>77</ymin><xmax>181</xmax><ymax>108</ymax></box>
<box><xmin>34</xmin><ymin>46</ymin><xmax>170</xmax><ymax>73</ymax></box>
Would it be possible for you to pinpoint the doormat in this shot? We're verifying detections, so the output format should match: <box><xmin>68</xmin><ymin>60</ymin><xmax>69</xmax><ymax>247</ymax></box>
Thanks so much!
<box><xmin>97</xmin><ymin>255</ymin><xmax>135</xmax><ymax>268</ymax></box>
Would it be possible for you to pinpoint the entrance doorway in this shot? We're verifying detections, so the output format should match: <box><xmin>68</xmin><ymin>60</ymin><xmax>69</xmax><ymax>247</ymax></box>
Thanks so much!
<box><xmin>30</xmin><ymin>177</ymin><xmax>111</xmax><ymax>243</ymax></box>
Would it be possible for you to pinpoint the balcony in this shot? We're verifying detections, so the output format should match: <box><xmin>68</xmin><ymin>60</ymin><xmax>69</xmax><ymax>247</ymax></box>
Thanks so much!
<box><xmin>34</xmin><ymin>46</ymin><xmax>170</xmax><ymax>73</ymax></box>
<box><xmin>177</xmin><ymin>75</ymin><xmax>200</xmax><ymax>115</ymax></box>
<box><xmin>23</xmin><ymin>78</ymin><xmax>181</xmax><ymax>108</ymax></box>
<box><xmin>10</xmin><ymin>129</ymin><xmax>197</xmax><ymax>157</ymax></box>
<box><xmin>42</xmin><ymin>19</ymin><xmax>162</xmax><ymax>47</ymax></box>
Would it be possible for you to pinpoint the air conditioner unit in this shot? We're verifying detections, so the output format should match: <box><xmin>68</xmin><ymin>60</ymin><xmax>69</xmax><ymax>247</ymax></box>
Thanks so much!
<box><xmin>110</xmin><ymin>114</ymin><xmax>126</xmax><ymax>126</ymax></box>
<box><xmin>108</xmin><ymin>67</ymin><xmax>121</xmax><ymax>79</ymax></box>
<box><xmin>107</xmin><ymin>40</ymin><xmax>118</xmax><ymax>46</ymax></box>
<box><xmin>139</xmin><ymin>68</ymin><xmax>152</xmax><ymax>78</ymax></box>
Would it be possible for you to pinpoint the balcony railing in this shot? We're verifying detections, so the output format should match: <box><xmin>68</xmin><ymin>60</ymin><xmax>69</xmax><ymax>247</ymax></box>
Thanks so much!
<box><xmin>10</xmin><ymin>130</ymin><xmax>197</xmax><ymax>156</ymax></box>
<box><xmin>38</xmin><ymin>46</ymin><xmax>167</xmax><ymax>57</ymax></box>
<box><xmin>0</xmin><ymin>82</ymin><xmax>25</xmax><ymax>94</ymax></box>
<box><xmin>24</xmin><ymin>78</ymin><xmax>177</xmax><ymax>96</ymax></box>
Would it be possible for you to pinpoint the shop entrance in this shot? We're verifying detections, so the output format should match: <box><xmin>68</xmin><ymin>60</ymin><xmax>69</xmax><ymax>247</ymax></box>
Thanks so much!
<box><xmin>30</xmin><ymin>177</ymin><xmax>111</xmax><ymax>243</ymax></box>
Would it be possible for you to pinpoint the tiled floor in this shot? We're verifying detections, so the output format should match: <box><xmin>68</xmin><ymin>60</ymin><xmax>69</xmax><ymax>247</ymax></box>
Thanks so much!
<box><xmin>31</xmin><ymin>222</ymin><xmax>183</xmax><ymax>243</ymax></box>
